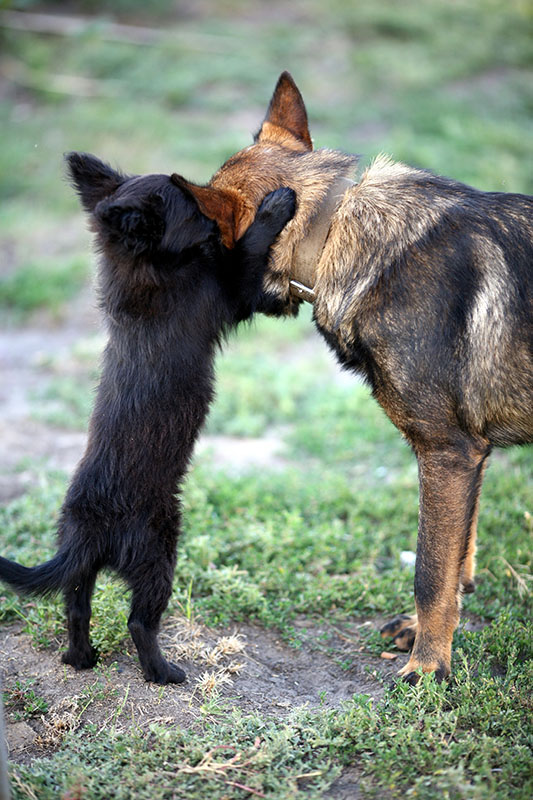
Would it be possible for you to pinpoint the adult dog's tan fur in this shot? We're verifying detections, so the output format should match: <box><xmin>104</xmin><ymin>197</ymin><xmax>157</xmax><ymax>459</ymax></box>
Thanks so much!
<box><xmin>177</xmin><ymin>72</ymin><xmax>533</xmax><ymax>683</ymax></box>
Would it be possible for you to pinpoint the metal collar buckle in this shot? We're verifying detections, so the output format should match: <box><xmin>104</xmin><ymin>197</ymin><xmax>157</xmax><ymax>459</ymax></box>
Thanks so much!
<box><xmin>289</xmin><ymin>279</ymin><xmax>316</xmax><ymax>303</ymax></box>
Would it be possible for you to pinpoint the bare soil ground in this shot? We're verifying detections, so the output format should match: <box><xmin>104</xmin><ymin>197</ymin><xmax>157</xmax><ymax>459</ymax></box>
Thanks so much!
<box><xmin>1</xmin><ymin>615</ymin><xmax>402</xmax><ymax>766</ymax></box>
<box><xmin>0</xmin><ymin>286</ymin><xmax>98</xmax><ymax>501</ymax></box>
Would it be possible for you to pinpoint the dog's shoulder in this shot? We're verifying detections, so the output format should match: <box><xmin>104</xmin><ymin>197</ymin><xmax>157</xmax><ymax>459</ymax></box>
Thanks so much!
<box><xmin>353</xmin><ymin>154</ymin><xmax>532</xmax><ymax>224</ymax></box>
<box><xmin>315</xmin><ymin>154</ymin><xmax>532</xmax><ymax>336</ymax></box>
<box><xmin>332</xmin><ymin>154</ymin><xmax>532</xmax><ymax>260</ymax></box>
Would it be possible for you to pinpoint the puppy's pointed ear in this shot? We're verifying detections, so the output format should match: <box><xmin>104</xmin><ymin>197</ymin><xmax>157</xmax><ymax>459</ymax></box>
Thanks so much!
<box><xmin>65</xmin><ymin>152</ymin><xmax>125</xmax><ymax>212</ymax></box>
<box><xmin>256</xmin><ymin>71</ymin><xmax>312</xmax><ymax>152</ymax></box>
<box><xmin>171</xmin><ymin>174</ymin><xmax>252</xmax><ymax>248</ymax></box>
<box><xmin>94</xmin><ymin>194</ymin><xmax>165</xmax><ymax>254</ymax></box>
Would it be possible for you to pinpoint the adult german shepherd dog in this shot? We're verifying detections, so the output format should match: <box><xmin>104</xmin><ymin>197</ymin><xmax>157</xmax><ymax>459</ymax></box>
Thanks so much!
<box><xmin>0</xmin><ymin>153</ymin><xmax>295</xmax><ymax>684</ymax></box>
<box><xmin>174</xmin><ymin>73</ymin><xmax>533</xmax><ymax>683</ymax></box>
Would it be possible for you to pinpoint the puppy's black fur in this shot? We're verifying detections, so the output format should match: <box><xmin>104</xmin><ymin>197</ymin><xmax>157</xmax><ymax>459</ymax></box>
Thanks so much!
<box><xmin>0</xmin><ymin>153</ymin><xmax>295</xmax><ymax>684</ymax></box>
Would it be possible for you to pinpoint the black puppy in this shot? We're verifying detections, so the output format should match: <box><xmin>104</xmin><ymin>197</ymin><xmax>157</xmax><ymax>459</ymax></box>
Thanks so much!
<box><xmin>0</xmin><ymin>153</ymin><xmax>295</xmax><ymax>684</ymax></box>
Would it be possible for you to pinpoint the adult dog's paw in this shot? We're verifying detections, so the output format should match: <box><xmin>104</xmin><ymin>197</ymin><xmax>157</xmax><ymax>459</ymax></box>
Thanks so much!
<box><xmin>461</xmin><ymin>577</ymin><xmax>476</xmax><ymax>594</ymax></box>
<box><xmin>398</xmin><ymin>655</ymin><xmax>450</xmax><ymax>685</ymax></box>
<box><xmin>380</xmin><ymin>613</ymin><xmax>417</xmax><ymax>651</ymax></box>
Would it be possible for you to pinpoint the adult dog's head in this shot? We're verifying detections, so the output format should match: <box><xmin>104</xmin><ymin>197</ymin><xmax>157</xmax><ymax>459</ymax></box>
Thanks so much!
<box><xmin>174</xmin><ymin>72</ymin><xmax>358</xmax><ymax>313</ymax></box>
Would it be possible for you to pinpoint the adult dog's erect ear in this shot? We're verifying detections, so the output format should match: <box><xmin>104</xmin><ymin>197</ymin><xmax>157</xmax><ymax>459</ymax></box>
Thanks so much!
<box><xmin>65</xmin><ymin>152</ymin><xmax>125</xmax><ymax>213</ymax></box>
<box><xmin>94</xmin><ymin>195</ymin><xmax>166</xmax><ymax>255</ymax></box>
<box><xmin>256</xmin><ymin>71</ymin><xmax>313</xmax><ymax>152</ymax></box>
<box><xmin>171</xmin><ymin>174</ymin><xmax>253</xmax><ymax>249</ymax></box>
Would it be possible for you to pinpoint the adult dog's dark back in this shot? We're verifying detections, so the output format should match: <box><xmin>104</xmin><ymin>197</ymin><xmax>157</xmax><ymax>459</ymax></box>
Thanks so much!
<box><xmin>180</xmin><ymin>73</ymin><xmax>533</xmax><ymax>682</ymax></box>
<box><xmin>0</xmin><ymin>153</ymin><xmax>295</xmax><ymax>684</ymax></box>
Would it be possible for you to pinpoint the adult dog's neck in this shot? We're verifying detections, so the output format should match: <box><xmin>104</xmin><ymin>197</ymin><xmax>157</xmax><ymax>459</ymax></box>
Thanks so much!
<box><xmin>258</xmin><ymin>148</ymin><xmax>358</xmax><ymax>309</ymax></box>
<box><xmin>289</xmin><ymin>175</ymin><xmax>355</xmax><ymax>303</ymax></box>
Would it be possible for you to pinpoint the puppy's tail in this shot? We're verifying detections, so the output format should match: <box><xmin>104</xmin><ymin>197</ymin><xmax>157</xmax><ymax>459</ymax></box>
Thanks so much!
<box><xmin>0</xmin><ymin>551</ymin><xmax>72</xmax><ymax>596</ymax></box>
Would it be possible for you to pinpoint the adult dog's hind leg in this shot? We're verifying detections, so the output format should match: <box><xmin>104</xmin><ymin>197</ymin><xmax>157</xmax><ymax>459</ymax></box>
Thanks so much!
<box><xmin>398</xmin><ymin>438</ymin><xmax>490</xmax><ymax>684</ymax></box>
<box><xmin>380</xmin><ymin>613</ymin><xmax>418</xmax><ymax>651</ymax></box>
<box><xmin>62</xmin><ymin>568</ymin><xmax>99</xmax><ymax>670</ymax></box>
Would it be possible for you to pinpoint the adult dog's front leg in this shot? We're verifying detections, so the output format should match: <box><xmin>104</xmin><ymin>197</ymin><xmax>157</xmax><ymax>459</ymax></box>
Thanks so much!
<box><xmin>398</xmin><ymin>439</ymin><xmax>489</xmax><ymax>683</ymax></box>
<box><xmin>459</xmin><ymin>456</ymin><xmax>489</xmax><ymax>594</ymax></box>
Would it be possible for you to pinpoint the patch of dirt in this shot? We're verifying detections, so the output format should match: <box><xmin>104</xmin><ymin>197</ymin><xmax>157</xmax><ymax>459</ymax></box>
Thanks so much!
<box><xmin>0</xmin><ymin>284</ymin><xmax>98</xmax><ymax>501</ymax></box>
<box><xmin>327</xmin><ymin>767</ymin><xmax>362</xmax><ymax>799</ymax></box>
<box><xmin>0</xmin><ymin>420</ymin><xmax>88</xmax><ymax>502</ymax></box>
<box><xmin>0</xmin><ymin>615</ymin><xmax>404</xmax><ymax>765</ymax></box>
<box><xmin>197</xmin><ymin>432</ymin><xmax>288</xmax><ymax>474</ymax></box>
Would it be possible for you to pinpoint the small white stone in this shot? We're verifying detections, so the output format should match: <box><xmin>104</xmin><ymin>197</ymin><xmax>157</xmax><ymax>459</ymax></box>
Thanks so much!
<box><xmin>400</xmin><ymin>550</ymin><xmax>416</xmax><ymax>568</ymax></box>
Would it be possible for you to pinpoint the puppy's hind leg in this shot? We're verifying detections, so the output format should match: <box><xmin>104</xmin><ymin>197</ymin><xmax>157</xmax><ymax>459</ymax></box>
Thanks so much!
<box><xmin>62</xmin><ymin>568</ymin><xmax>99</xmax><ymax>670</ymax></box>
<box><xmin>127</xmin><ymin>582</ymin><xmax>185</xmax><ymax>685</ymax></box>
<box><xmin>124</xmin><ymin>532</ymin><xmax>185</xmax><ymax>685</ymax></box>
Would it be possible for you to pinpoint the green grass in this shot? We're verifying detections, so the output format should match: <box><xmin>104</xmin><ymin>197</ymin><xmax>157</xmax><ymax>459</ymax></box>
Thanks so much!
<box><xmin>7</xmin><ymin>638</ymin><xmax>533</xmax><ymax>799</ymax></box>
<box><xmin>0</xmin><ymin>254</ymin><xmax>88</xmax><ymax>317</ymax></box>
<box><xmin>3</xmin><ymin>679</ymin><xmax>49</xmax><ymax>721</ymax></box>
<box><xmin>1</xmin><ymin>1</ymin><xmax>532</xmax><ymax>798</ymax></box>
<box><xmin>2</xmin><ymin>416</ymin><xmax>530</xmax><ymax>641</ymax></box>
<box><xmin>1</xmin><ymin>389</ymin><xmax>531</xmax><ymax>798</ymax></box>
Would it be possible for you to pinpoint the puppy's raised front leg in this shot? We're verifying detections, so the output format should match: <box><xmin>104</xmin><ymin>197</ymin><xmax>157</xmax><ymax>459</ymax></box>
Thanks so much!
<box><xmin>234</xmin><ymin>187</ymin><xmax>296</xmax><ymax>317</ymax></box>
<box><xmin>239</xmin><ymin>187</ymin><xmax>296</xmax><ymax>265</ymax></box>
<box><xmin>398</xmin><ymin>438</ymin><xmax>489</xmax><ymax>683</ymax></box>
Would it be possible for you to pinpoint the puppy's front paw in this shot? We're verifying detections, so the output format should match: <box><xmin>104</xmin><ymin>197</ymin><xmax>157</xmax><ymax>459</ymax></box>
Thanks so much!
<box><xmin>256</xmin><ymin>187</ymin><xmax>296</xmax><ymax>235</ymax></box>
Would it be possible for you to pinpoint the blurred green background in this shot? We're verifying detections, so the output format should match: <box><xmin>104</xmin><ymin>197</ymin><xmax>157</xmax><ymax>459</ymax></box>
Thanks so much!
<box><xmin>1</xmin><ymin>0</ymin><xmax>532</xmax><ymax>318</ymax></box>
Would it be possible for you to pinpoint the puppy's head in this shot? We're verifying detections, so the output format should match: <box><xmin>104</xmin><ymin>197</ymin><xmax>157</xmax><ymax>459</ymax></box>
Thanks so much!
<box><xmin>66</xmin><ymin>152</ymin><xmax>219</xmax><ymax>271</ymax></box>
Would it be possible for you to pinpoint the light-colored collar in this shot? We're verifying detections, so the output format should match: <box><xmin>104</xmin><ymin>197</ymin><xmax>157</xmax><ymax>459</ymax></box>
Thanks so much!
<box><xmin>289</xmin><ymin>176</ymin><xmax>354</xmax><ymax>303</ymax></box>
